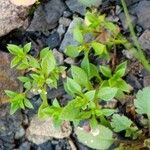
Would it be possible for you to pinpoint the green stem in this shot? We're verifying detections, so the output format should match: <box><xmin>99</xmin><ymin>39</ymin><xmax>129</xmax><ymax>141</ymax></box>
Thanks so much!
<box><xmin>121</xmin><ymin>0</ymin><xmax>150</xmax><ymax>72</ymax></box>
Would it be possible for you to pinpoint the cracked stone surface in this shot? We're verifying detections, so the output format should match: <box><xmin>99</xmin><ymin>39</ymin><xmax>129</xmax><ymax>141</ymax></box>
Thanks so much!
<box><xmin>26</xmin><ymin>116</ymin><xmax>72</xmax><ymax>145</ymax></box>
<box><xmin>0</xmin><ymin>0</ymin><xmax>29</xmax><ymax>37</ymax></box>
<box><xmin>0</xmin><ymin>51</ymin><xmax>23</xmax><ymax>104</ymax></box>
<box><xmin>0</xmin><ymin>104</ymin><xmax>23</xmax><ymax>150</ymax></box>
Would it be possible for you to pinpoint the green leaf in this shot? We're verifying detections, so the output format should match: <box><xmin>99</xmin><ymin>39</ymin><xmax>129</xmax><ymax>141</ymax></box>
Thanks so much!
<box><xmin>114</xmin><ymin>61</ymin><xmax>127</xmax><ymax>78</ymax></box>
<box><xmin>10</xmin><ymin>56</ymin><xmax>21</xmax><ymax>68</ymax></box>
<box><xmin>91</xmin><ymin>42</ymin><xmax>107</xmax><ymax>56</ymax></box>
<box><xmin>23</xmin><ymin>42</ymin><xmax>31</xmax><ymax>53</ymax></box>
<box><xmin>52</xmin><ymin>98</ymin><xmax>60</xmax><ymax>107</ymax></box>
<box><xmin>10</xmin><ymin>102</ymin><xmax>19</xmax><ymax>114</ymax></box>
<box><xmin>89</xmin><ymin>63</ymin><xmax>100</xmax><ymax>79</ymax></box>
<box><xmin>65</xmin><ymin>45</ymin><xmax>80</xmax><ymax>58</ymax></box>
<box><xmin>73</xmin><ymin>26</ymin><xmax>83</xmax><ymax>43</ymax></box>
<box><xmin>134</xmin><ymin>87</ymin><xmax>150</xmax><ymax>115</ymax></box>
<box><xmin>18</xmin><ymin>76</ymin><xmax>31</xmax><ymax>83</ymax></box>
<box><xmin>85</xmin><ymin>90</ymin><xmax>96</xmax><ymax>101</ymax></box>
<box><xmin>7</xmin><ymin>44</ymin><xmax>23</xmax><ymax>56</ymax></box>
<box><xmin>75</xmin><ymin>125</ymin><xmax>113</xmax><ymax>150</ymax></box>
<box><xmin>29</xmin><ymin>56</ymin><xmax>40</xmax><ymax>68</ymax></box>
<box><xmin>60</xmin><ymin>99</ymin><xmax>80</xmax><ymax>121</ymax></box>
<box><xmin>40</xmin><ymin>47</ymin><xmax>50</xmax><ymax>58</ymax></box>
<box><xmin>111</xmin><ymin>114</ymin><xmax>132</xmax><ymax>132</ymax></box>
<box><xmin>24</xmin><ymin>98</ymin><xmax>34</xmax><ymax>109</ymax></box>
<box><xmin>5</xmin><ymin>90</ymin><xmax>17</xmax><ymax>98</ymax></box>
<box><xmin>114</xmin><ymin>79</ymin><xmax>132</xmax><ymax>93</ymax></box>
<box><xmin>97</xmin><ymin>87</ymin><xmax>118</xmax><ymax>101</ymax></box>
<box><xmin>71</xmin><ymin>65</ymin><xmax>91</xmax><ymax>89</ymax></box>
<box><xmin>89</xmin><ymin>115</ymin><xmax>98</xmax><ymax>129</ymax></box>
<box><xmin>41</xmin><ymin>49</ymin><xmax>56</xmax><ymax>76</ymax></box>
<box><xmin>24</xmin><ymin>82</ymin><xmax>31</xmax><ymax>90</ymax></box>
<box><xmin>100</xmin><ymin>66</ymin><xmax>112</xmax><ymax>78</ymax></box>
<box><xmin>66</xmin><ymin>78</ymin><xmax>82</xmax><ymax>95</ymax></box>
<box><xmin>81</xmin><ymin>53</ymin><xmax>91</xmax><ymax>78</ymax></box>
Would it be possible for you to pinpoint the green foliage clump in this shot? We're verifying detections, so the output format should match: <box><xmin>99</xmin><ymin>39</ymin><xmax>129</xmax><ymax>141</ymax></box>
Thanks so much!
<box><xmin>5</xmin><ymin>6</ymin><xmax>150</xmax><ymax>150</ymax></box>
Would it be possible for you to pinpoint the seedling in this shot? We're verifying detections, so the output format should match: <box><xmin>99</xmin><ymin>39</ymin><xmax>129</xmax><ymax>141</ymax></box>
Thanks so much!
<box><xmin>5</xmin><ymin>43</ymin><xmax>65</xmax><ymax>115</ymax></box>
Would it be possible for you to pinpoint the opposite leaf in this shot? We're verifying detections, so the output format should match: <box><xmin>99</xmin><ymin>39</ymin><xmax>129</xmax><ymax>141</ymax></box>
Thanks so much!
<box><xmin>97</xmin><ymin>87</ymin><xmax>118</xmax><ymax>101</ymax></box>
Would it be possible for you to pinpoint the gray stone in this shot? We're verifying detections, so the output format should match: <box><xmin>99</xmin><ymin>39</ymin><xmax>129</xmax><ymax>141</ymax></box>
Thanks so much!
<box><xmin>63</xmin><ymin>11</ymin><xmax>72</xmax><ymax>17</ymax></box>
<box><xmin>75</xmin><ymin>0</ymin><xmax>102</xmax><ymax>8</ymax></box>
<box><xmin>139</xmin><ymin>30</ymin><xmax>150</xmax><ymax>50</ymax></box>
<box><xmin>47</xmin><ymin>85</ymin><xmax>65</xmax><ymax>100</ymax></box>
<box><xmin>119</xmin><ymin>12</ymin><xmax>137</xmax><ymax>30</ymax></box>
<box><xmin>133</xmin><ymin>0</ymin><xmax>150</xmax><ymax>29</ymax></box>
<box><xmin>57</xmin><ymin>24</ymin><xmax>66</xmax><ymax>38</ymax></box>
<box><xmin>59</xmin><ymin>17</ymin><xmax>83</xmax><ymax>52</ymax></box>
<box><xmin>46</xmin><ymin>32</ymin><xmax>60</xmax><ymax>49</ymax></box>
<box><xmin>53</xmin><ymin>49</ymin><xmax>64</xmax><ymax>65</ymax></box>
<box><xmin>27</xmin><ymin>0</ymin><xmax>66</xmax><ymax>32</ymax></box>
<box><xmin>26</xmin><ymin>116</ymin><xmax>72</xmax><ymax>144</ymax></box>
<box><xmin>143</xmin><ymin>75</ymin><xmax>150</xmax><ymax>87</ymax></box>
<box><xmin>59</xmin><ymin>17</ymin><xmax>72</xmax><ymax>27</ymax></box>
<box><xmin>122</xmin><ymin>49</ymin><xmax>134</xmax><ymax>60</ymax></box>
<box><xmin>19</xmin><ymin>142</ymin><xmax>31</xmax><ymax>150</ymax></box>
<box><xmin>125</xmin><ymin>0</ymin><xmax>140</xmax><ymax>6</ymax></box>
<box><xmin>0</xmin><ymin>0</ymin><xmax>29</xmax><ymax>37</ymax></box>
<box><xmin>66</xmin><ymin>0</ymin><xmax>86</xmax><ymax>15</ymax></box>
<box><xmin>0</xmin><ymin>104</ymin><xmax>23</xmax><ymax>149</ymax></box>
<box><xmin>45</xmin><ymin>0</ymin><xmax>66</xmax><ymax>24</ymax></box>
<box><xmin>64</xmin><ymin>57</ymin><xmax>76</xmax><ymax>65</ymax></box>
<box><xmin>15</xmin><ymin>126</ymin><xmax>25</xmax><ymax>140</ymax></box>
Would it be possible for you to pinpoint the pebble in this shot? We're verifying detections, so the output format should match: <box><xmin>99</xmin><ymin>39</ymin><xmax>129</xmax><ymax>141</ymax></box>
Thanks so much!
<box><xmin>139</xmin><ymin>29</ymin><xmax>150</xmax><ymax>50</ymax></box>
<box><xmin>59</xmin><ymin>17</ymin><xmax>72</xmax><ymax>27</ymax></box>
<box><xmin>133</xmin><ymin>0</ymin><xmax>150</xmax><ymax>29</ymax></box>
<box><xmin>59</xmin><ymin>17</ymin><xmax>83</xmax><ymax>52</ymax></box>
<box><xmin>65</xmin><ymin>0</ymin><xmax>86</xmax><ymax>16</ymax></box>
<box><xmin>15</xmin><ymin>127</ymin><xmax>25</xmax><ymax>140</ymax></box>
<box><xmin>26</xmin><ymin>116</ymin><xmax>72</xmax><ymax>145</ymax></box>
<box><xmin>46</xmin><ymin>32</ymin><xmax>60</xmax><ymax>49</ymax></box>
<box><xmin>53</xmin><ymin>49</ymin><xmax>64</xmax><ymax>65</ymax></box>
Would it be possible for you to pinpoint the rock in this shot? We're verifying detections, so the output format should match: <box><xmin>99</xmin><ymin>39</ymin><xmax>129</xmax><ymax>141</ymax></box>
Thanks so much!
<box><xmin>103</xmin><ymin>99</ymin><xmax>118</xmax><ymax>109</ymax></box>
<box><xmin>133</xmin><ymin>0</ymin><xmax>150</xmax><ymax>29</ymax></box>
<box><xmin>53</xmin><ymin>49</ymin><xmax>64</xmax><ymax>65</ymax></box>
<box><xmin>0</xmin><ymin>104</ymin><xmax>23</xmax><ymax>149</ymax></box>
<box><xmin>143</xmin><ymin>75</ymin><xmax>150</xmax><ymax>87</ymax></box>
<box><xmin>37</xmin><ymin>141</ymin><xmax>53</xmax><ymax>150</ymax></box>
<box><xmin>119</xmin><ymin>12</ymin><xmax>137</xmax><ymax>30</ymax></box>
<box><xmin>122</xmin><ymin>49</ymin><xmax>134</xmax><ymax>60</ymax></box>
<box><xmin>15</xmin><ymin>126</ymin><xmax>25</xmax><ymax>140</ymax></box>
<box><xmin>26</xmin><ymin>116</ymin><xmax>72</xmax><ymax>145</ymax></box>
<box><xmin>0</xmin><ymin>51</ymin><xmax>23</xmax><ymax>104</ymax></box>
<box><xmin>126</xmin><ymin>74</ymin><xmax>142</xmax><ymax>92</ymax></box>
<box><xmin>60</xmin><ymin>17</ymin><xmax>83</xmax><ymax>52</ymax></box>
<box><xmin>66</xmin><ymin>0</ymin><xmax>86</xmax><ymax>15</ymax></box>
<box><xmin>0</xmin><ymin>0</ymin><xmax>29</xmax><ymax>37</ymax></box>
<box><xmin>63</xmin><ymin>11</ymin><xmax>72</xmax><ymax>18</ymax></box>
<box><xmin>19</xmin><ymin>142</ymin><xmax>31</xmax><ymax>150</ymax></box>
<box><xmin>57</xmin><ymin>24</ymin><xmax>66</xmax><ymax>38</ymax></box>
<box><xmin>64</xmin><ymin>57</ymin><xmax>76</xmax><ymax>65</ymax></box>
<box><xmin>36</xmin><ymin>139</ymin><xmax>72</xmax><ymax>150</ymax></box>
<box><xmin>59</xmin><ymin>17</ymin><xmax>72</xmax><ymax>27</ymax></box>
<box><xmin>139</xmin><ymin>30</ymin><xmax>150</xmax><ymax>50</ymax></box>
<box><xmin>46</xmin><ymin>32</ymin><xmax>60</xmax><ymax>49</ymax></box>
<box><xmin>47</xmin><ymin>86</ymin><xmax>65</xmax><ymax>100</ymax></box>
<box><xmin>125</xmin><ymin>0</ymin><xmax>140</xmax><ymax>6</ymax></box>
<box><xmin>27</xmin><ymin>0</ymin><xmax>66</xmax><ymax>33</ymax></box>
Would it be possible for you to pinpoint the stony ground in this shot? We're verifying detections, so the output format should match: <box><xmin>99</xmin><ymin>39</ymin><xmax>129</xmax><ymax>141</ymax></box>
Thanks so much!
<box><xmin>0</xmin><ymin>0</ymin><xmax>150</xmax><ymax>150</ymax></box>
